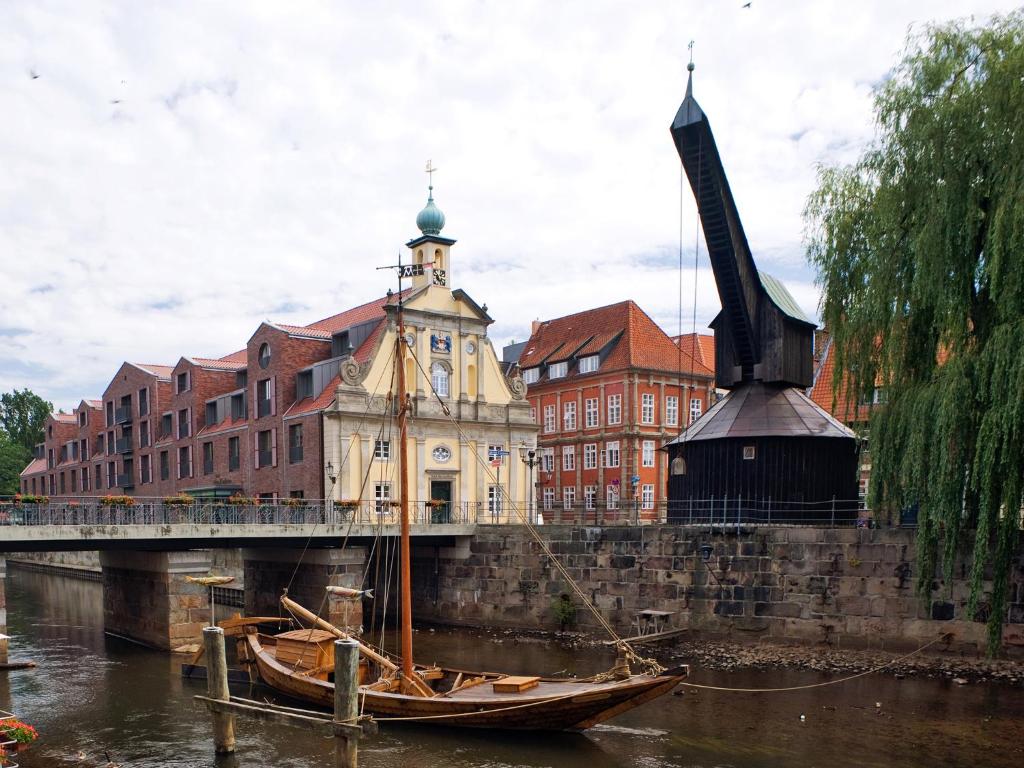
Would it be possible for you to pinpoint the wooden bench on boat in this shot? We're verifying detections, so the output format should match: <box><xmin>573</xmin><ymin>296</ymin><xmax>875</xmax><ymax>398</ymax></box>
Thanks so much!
<box><xmin>274</xmin><ymin>629</ymin><xmax>336</xmax><ymax>679</ymax></box>
<box><xmin>492</xmin><ymin>676</ymin><xmax>540</xmax><ymax>693</ymax></box>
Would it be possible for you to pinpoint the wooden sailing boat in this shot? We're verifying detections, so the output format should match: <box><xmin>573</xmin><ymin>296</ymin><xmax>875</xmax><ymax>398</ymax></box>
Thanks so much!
<box><xmin>233</xmin><ymin>256</ymin><xmax>688</xmax><ymax>731</ymax></box>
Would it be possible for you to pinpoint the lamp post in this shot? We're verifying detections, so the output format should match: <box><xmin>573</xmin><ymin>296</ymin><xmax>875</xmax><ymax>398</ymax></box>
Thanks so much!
<box><xmin>519</xmin><ymin>443</ymin><xmax>539</xmax><ymax>524</ymax></box>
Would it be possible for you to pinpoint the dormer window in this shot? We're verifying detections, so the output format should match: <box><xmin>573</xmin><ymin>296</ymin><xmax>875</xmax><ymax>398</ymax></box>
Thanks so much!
<box><xmin>578</xmin><ymin>355</ymin><xmax>599</xmax><ymax>374</ymax></box>
<box><xmin>522</xmin><ymin>368</ymin><xmax>539</xmax><ymax>385</ymax></box>
<box><xmin>548</xmin><ymin>361</ymin><xmax>568</xmax><ymax>379</ymax></box>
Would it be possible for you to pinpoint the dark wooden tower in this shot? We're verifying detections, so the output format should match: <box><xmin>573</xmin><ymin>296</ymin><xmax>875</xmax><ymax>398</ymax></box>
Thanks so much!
<box><xmin>664</xmin><ymin>67</ymin><xmax>859</xmax><ymax>523</ymax></box>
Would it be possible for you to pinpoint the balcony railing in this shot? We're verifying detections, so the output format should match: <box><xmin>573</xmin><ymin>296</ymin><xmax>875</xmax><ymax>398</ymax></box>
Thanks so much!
<box><xmin>257</xmin><ymin>450</ymin><xmax>273</xmax><ymax>468</ymax></box>
<box><xmin>257</xmin><ymin>399</ymin><xmax>272</xmax><ymax>418</ymax></box>
<box><xmin>114</xmin><ymin>406</ymin><xmax>132</xmax><ymax>425</ymax></box>
<box><xmin>115</xmin><ymin>437</ymin><xmax>133</xmax><ymax>454</ymax></box>
<box><xmin>289</xmin><ymin>445</ymin><xmax>303</xmax><ymax>463</ymax></box>
<box><xmin>115</xmin><ymin>473</ymin><xmax>134</xmax><ymax>488</ymax></box>
<box><xmin>228</xmin><ymin>455</ymin><xmax>240</xmax><ymax>472</ymax></box>
<box><xmin>203</xmin><ymin>458</ymin><xmax>214</xmax><ymax>475</ymax></box>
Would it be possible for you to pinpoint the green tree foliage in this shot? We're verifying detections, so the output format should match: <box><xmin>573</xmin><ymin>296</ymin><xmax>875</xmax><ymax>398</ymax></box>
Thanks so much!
<box><xmin>805</xmin><ymin>13</ymin><xmax>1024</xmax><ymax>653</ymax></box>
<box><xmin>0</xmin><ymin>389</ymin><xmax>52</xmax><ymax>496</ymax></box>
<box><xmin>0</xmin><ymin>389</ymin><xmax>52</xmax><ymax>454</ymax></box>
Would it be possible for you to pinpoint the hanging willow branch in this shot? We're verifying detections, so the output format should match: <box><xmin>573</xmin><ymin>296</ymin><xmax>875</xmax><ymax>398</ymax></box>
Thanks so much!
<box><xmin>804</xmin><ymin>12</ymin><xmax>1024</xmax><ymax>654</ymax></box>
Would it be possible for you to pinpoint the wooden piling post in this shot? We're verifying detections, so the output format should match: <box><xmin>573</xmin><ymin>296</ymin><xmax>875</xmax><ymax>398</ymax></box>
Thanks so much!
<box><xmin>203</xmin><ymin>626</ymin><xmax>236</xmax><ymax>754</ymax></box>
<box><xmin>334</xmin><ymin>638</ymin><xmax>360</xmax><ymax>767</ymax></box>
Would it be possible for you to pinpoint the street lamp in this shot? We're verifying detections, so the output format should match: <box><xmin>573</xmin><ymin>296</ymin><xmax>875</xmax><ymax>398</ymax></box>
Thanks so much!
<box><xmin>325</xmin><ymin>461</ymin><xmax>338</xmax><ymax>521</ymax></box>
<box><xmin>519</xmin><ymin>443</ymin><xmax>539</xmax><ymax>524</ymax></box>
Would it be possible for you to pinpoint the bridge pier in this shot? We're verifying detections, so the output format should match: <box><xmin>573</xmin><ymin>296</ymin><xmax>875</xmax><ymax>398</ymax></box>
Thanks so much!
<box><xmin>242</xmin><ymin>548</ymin><xmax>368</xmax><ymax>631</ymax></box>
<box><xmin>100</xmin><ymin>550</ymin><xmax>212</xmax><ymax>650</ymax></box>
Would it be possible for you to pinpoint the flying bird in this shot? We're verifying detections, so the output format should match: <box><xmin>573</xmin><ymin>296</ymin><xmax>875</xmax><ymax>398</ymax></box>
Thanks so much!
<box><xmin>110</xmin><ymin>99</ymin><xmax>123</xmax><ymax>104</ymax></box>
<box><xmin>742</xmin><ymin>2</ymin><xmax>751</xmax><ymax>7</ymax></box>
<box><xmin>29</xmin><ymin>69</ymin><xmax>39</xmax><ymax>79</ymax></box>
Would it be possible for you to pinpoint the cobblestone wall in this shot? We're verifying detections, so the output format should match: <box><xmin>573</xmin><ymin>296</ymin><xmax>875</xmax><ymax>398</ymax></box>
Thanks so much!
<box><xmin>410</xmin><ymin>525</ymin><xmax>1024</xmax><ymax>655</ymax></box>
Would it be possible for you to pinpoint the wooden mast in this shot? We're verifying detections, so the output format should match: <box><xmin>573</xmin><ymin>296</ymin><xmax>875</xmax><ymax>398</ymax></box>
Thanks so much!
<box><xmin>394</xmin><ymin>273</ymin><xmax>419</xmax><ymax>694</ymax></box>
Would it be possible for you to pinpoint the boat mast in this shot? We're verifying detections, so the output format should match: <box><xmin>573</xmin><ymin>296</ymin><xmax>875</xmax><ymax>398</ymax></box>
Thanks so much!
<box><xmin>394</xmin><ymin>259</ymin><xmax>415</xmax><ymax>687</ymax></box>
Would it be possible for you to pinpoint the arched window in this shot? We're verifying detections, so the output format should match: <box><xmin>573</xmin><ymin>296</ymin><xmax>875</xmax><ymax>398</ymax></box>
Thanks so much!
<box><xmin>431</xmin><ymin>362</ymin><xmax>449</xmax><ymax>397</ymax></box>
<box><xmin>671</xmin><ymin>456</ymin><xmax>687</xmax><ymax>475</ymax></box>
<box><xmin>434</xmin><ymin>248</ymin><xmax>444</xmax><ymax>270</ymax></box>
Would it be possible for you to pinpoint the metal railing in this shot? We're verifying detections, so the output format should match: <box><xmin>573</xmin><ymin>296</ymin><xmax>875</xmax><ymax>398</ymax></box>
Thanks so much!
<box><xmin>0</xmin><ymin>496</ymin><xmax>880</xmax><ymax>529</ymax></box>
<box><xmin>114</xmin><ymin>405</ymin><xmax>132</xmax><ymax>424</ymax></box>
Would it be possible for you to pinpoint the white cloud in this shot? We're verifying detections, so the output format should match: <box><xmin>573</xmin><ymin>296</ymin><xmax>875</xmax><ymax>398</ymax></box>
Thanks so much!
<box><xmin>0</xmin><ymin>0</ymin><xmax>1017</xmax><ymax>409</ymax></box>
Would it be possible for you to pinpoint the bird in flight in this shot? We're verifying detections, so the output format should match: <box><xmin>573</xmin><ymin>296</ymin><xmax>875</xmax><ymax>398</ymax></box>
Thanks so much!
<box><xmin>29</xmin><ymin>69</ymin><xmax>39</xmax><ymax>79</ymax></box>
<box><xmin>742</xmin><ymin>1</ymin><xmax>751</xmax><ymax>7</ymax></box>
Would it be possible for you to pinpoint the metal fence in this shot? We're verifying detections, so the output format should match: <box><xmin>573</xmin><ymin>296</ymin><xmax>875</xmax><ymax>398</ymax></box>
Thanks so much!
<box><xmin>0</xmin><ymin>496</ymin><xmax>879</xmax><ymax>528</ymax></box>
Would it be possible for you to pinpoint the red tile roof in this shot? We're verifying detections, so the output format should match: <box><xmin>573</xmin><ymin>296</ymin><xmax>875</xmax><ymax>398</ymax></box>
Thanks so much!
<box><xmin>672</xmin><ymin>333</ymin><xmax>715</xmax><ymax>374</ymax></box>
<box><xmin>519</xmin><ymin>300</ymin><xmax>714</xmax><ymax>382</ymax></box>
<box><xmin>285</xmin><ymin>374</ymin><xmax>341</xmax><ymax>417</ymax></box>
<box><xmin>304</xmin><ymin>292</ymin><xmax>401</xmax><ymax>335</ymax></box>
<box><xmin>219</xmin><ymin>349</ymin><xmax>248</xmax><ymax>364</ymax></box>
<box><xmin>84</xmin><ymin>399</ymin><xmax>102</xmax><ymax>408</ymax></box>
<box><xmin>134</xmin><ymin>363</ymin><xmax>174</xmax><ymax>379</ymax></box>
<box><xmin>19</xmin><ymin>458</ymin><xmax>46</xmax><ymax>477</ymax></box>
<box><xmin>53</xmin><ymin>413</ymin><xmax>77</xmax><ymax>423</ymax></box>
<box><xmin>189</xmin><ymin>356</ymin><xmax>247</xmax><ymax>371</ymax></box>
<box><xmin>196</xmin><ymin>417</ymin><xmax>250</xmax><ymax>437</ymax></box>
<box><xmin>808</xmin><ymin>337</ymin><xmax>872</xmax><ymax>424</ymax></box>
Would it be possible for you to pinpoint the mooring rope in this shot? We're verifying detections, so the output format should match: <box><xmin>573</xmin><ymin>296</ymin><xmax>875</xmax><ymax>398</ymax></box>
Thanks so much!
<box><xmin>677</xmin><ymin>634</ymin><xmax>951</xmax><ymax>693</ymax></box>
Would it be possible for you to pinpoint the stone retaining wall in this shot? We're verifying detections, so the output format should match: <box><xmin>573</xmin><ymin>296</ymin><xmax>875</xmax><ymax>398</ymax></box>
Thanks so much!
<box><xmin>410</xmin><ymin>525</ymin><xmax>1024</xmax><ymax>656</ymax></box>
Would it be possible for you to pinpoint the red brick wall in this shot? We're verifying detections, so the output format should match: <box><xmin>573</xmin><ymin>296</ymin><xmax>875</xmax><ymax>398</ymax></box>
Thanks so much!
<box><xmin>527</xmin><ymin>369</ymin><xmax>713</xmax><ymax>519</ymax></box>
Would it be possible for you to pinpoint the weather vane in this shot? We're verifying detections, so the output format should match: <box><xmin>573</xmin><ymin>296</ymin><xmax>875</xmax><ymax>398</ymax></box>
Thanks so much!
<box><xmin>687</xmin><ymin>40</ymin><xmax>695</xmax><ymax>72</ymax></box>
<box><xmin>425</xmin><ymin>159</ymin><xmax>437</xmax><ymax>187</ymax></box>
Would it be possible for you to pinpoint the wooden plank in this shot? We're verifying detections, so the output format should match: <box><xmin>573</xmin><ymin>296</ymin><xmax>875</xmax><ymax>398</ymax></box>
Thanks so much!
<box><xmin>601</xmin><ymin>627</ymin><xmax>688</xmax><ymax>646</ymax></box>
<box><xmin>194</xmin><ymin>696</ymin><xmax>364</xmax><ymax>738</ymax></box>
<box><xmin>492</xmin><ymin>676</ymin><xmax>540</xmax><ymax>693</ymax></box>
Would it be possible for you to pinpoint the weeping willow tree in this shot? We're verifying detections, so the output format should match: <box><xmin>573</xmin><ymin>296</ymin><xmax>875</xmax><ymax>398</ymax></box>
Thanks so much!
<box><xmin>805</xmin><ymin>13</ymin><xmax>1024</xmax><ymax>653</ymax></box>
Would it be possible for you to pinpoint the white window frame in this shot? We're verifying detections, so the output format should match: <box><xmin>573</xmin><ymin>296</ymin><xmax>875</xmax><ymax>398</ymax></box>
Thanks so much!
<box><xmin>542</xmin><ymin>487</ymin><xmax>555</xmax><ymax>511</ymax></box>
<box><xmin>374</xmin><ymin>482</ymin><xmax>392</xmax><ymax>514</ymax></box>
<box><xmin>563</xmin><ymin>401</ymin><xmax>576</xmax><ymax>431</ymax></box>
<box><xmin>522</xmin><ymin>367</ymin><xmax>539</xmax><ymax>384</ymax></box>
<box><xmin>605</xmin><ymin>440</ymin><xmax>620</xmax><ymax>468</ymax></box>
<box><xmin>641</xmin><ymin>393</ymin><xmax>655</xmax><ymax>424</ymax></box>
<box><xmin>584</xmin><ymin>485</ymin><xmax>597</xmax><ymax>510</ymax></box>
<box><xmin>607</xmin><ymin>394</ymin><xmax>622</xmax><ymax>425</ymax></box>
<box><xmin>583</xmin><ymin>443</ymin><xmax>597</xmax><ymax>469</ymax></box>
<box><xmin>541</xmin><ymin>448</ymin><xmax>554</xmax><ymax>473</ymax></box>
<box><xmin>690</xmin><ymin>396</ymin><xmax>703</xmax><ymax>424</ymax></box>
<box><xmin>606</xmin><ymin>484</ymin><xmax>619</xmax><ymax>510</ymax></box>
<box><xmin>641</xmin><ymin>484</ymin><xmax>654</xmax><ymax>510</ymax></box>
<box><xmin>578</xmin><ymin>355</ymin><xmax>599</xmax><ymax>374</ymax></box>
<box><xmin>563</xmin><ymin>486</ymin><xmax>576</xmax><ymax>510</ymax></box>
<box><xmin>666</xmin><ymin>395</ymin><xmax>679</xmax><ymax>427</ymax></box>
<box><xmin>548</xmin><ymin>361</ymin><xmax>568</xmax><ymax>379</ymax></box>
<box><xmin>529</xmin><ymin>406</ymin><xmax>537</xmax><ymax>422</ymax></box>
<box><xmin>543</xmin><ymin>405</ymin><xmax>556</xmax><ymax>433</ymax></box>
<box><xmin>374</xmin><ymin>440</ymin><xmax>391</xmax><ymax>460</ymax></box>
<box><xmin>642</xmin><ymin>440</ymin><xmax>655</xmax><ymax>467</ymax></box>
<box><xmin>431</xmin><ymin>362</ymin><xmax>450</xmax><ymax>397</ymax></box>
<box><xmin>562</xmin><ymin>445</ymin><xmax>575</xmax><ymax>471</ymax></box>
<box><xmin>487</xmin><ymin>484</ymin><xmax>503</xmax><ymax>516</ymax></box>
<box><xmin>584</xmin><ymin>398</ymin><xmax>599</xmax><ymax>428</ymax></box>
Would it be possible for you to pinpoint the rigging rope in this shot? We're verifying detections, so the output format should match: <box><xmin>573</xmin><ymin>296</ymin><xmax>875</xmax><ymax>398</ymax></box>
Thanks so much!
<box><xmin>405</xmin><ymin>345</ymin><xmax>663</xmax><ymax>676</ymax></box>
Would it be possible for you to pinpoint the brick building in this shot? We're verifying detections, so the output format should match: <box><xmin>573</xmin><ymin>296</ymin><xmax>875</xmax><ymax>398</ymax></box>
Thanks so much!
<box><xmin>19</xmin><ymin>186</ymin><xmax>536</xmax><ymax>508</ymax></box>
<box><xmin>505</xmin><ymin>301</ymin><xmax>715</xmax><ymax>520</ymax></box>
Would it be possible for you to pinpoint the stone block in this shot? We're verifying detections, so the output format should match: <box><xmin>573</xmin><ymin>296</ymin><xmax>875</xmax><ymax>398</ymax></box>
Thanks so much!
<box><xmin>836</xmin><ymin>596</ymin><xmax>870</xmax><ymax>616</ymax></box>
<box><xmin>754</xmin><ymin>602</ymin><xmax>802</xmax><ymax>618</ymax></box>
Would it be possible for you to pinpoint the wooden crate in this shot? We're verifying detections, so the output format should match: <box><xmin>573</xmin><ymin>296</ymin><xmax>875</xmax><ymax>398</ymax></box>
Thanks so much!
<box><xmin>273</xmin><ymin>629</ymin><xmax>335</xmax><ymax>671</ymax></box>
<box><xmin>492</xmin><ymin>675</ymin><xmax>540</xmax><ymax>693</ymax></box>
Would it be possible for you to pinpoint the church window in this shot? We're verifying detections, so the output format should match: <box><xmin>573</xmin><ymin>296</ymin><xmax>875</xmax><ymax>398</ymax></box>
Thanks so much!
<box><xmin>431</xmin><ymin>362</ymin><xmax>449</xmax><ymax>397</ymax></box>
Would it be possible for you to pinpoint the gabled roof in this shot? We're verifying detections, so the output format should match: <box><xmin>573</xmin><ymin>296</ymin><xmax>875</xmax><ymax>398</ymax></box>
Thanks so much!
<box><xmin>19</xmin><ymin>458</ymin><xmax>46</xmax><ymax>477</ymax></box>
<box><xmin>133</xmin><ymin>363</ymin><xmax>174</xmax><ymax>379</ymax></box>
<box><xmin>82</xmin><ymin>399</ymin><xmax>102</xmax><ymax>408</ymax></box>
<box><xmin>808</xmin><ymin>336</ymin><xmax>873</xmax><ymax>425</ymax></box>
<box><xmin>187</xmin><ymin>356</ymin><xmax>247</xmax><ymax>371</ymax></box>
<box><xmin>672</xmin><ymin>333</ymin><xmax>716</xmax><ymax>374</ymax></box>
<box><xmin>52</xmin><ymin>413</ymin><xmax>77</xmax><ymax>424</ymax></box>
<box><xmin>519</xmin><ymin>300</ymin><xmax>713</xmax><ymax>382</ymax></box>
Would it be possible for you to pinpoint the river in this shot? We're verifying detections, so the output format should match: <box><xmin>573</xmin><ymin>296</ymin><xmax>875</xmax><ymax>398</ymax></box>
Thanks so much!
<box><xmin>2</xmin><ymin>568</ymin><xmax>1022</xmax><ymax>767</ymax></box>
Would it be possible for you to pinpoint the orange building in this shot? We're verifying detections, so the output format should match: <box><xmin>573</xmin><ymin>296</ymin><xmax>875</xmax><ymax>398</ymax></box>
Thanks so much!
<box><xmin>506</xmin><ymin>301</ymin><xmax>715</xmax><ymax>521</ymax></box>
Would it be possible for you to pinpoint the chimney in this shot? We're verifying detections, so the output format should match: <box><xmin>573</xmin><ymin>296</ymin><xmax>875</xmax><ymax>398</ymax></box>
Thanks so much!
<box><xmin>531</xmin><ymin>319</ymin><xmax>543</xmax><ymax>335</ymax></box>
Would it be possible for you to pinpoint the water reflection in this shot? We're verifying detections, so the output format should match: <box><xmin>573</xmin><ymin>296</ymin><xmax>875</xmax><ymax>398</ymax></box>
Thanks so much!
<box><xmin>4</xmin><ymin>569</ymin><xmax>1023</xmax><ymax>768</ymax></box>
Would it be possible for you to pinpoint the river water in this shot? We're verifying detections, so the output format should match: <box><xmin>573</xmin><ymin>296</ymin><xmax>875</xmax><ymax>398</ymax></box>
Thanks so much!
<box><xmin>2</xmin><ymin>568</ymin><xmax>1022</xmax><ymax>768</ymax></box>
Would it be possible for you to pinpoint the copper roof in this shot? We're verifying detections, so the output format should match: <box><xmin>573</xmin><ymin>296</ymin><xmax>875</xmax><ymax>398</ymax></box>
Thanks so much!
<box><xmin>666</xmin><ymin>381</ymin><xmax>855</xmax><ymax>445</ymax></box>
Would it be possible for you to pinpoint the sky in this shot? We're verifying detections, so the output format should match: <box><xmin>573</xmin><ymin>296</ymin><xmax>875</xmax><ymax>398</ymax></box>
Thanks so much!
<box><xmin>1</xmin><ymin>1</ymin><xmax>1019</xmax><ymax>411</ymax></box>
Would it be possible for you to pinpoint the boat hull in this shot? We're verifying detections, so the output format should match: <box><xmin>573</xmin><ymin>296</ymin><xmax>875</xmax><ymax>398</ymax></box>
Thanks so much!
<box><xmin>238</xmin><ymin>633</ymin><xmax>686</xmax><ymax>731</ymax></box>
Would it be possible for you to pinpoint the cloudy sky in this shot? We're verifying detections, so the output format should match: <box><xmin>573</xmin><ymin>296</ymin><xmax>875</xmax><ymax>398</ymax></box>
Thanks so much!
<box><xmin>1</xmin><ymin>1</ymin><xmax>1017</xmax><ymax>411</ymax></box>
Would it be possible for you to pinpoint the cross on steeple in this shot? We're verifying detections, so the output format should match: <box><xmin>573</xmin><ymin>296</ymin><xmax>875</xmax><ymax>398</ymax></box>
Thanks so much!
<box><xmin>425</xmin><ymin>159</ymin><xmax>437</xmax><ymax>189</ymax></box>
